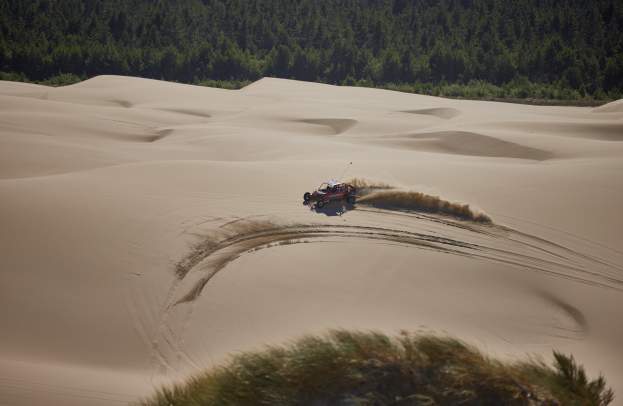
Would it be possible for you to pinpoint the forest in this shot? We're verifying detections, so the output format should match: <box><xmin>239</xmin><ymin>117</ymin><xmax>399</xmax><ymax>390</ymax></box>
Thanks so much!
<box><xmin>1</xmin><ymin>0</ymin><xmax>622</xmax><ymax>100</ymax></box>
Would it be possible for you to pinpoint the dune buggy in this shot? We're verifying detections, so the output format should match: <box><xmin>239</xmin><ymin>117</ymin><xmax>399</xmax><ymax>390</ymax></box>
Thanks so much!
<box><xmin>303</xmin><ymin>180</ymin><xmax>357</xmax><ymax>208</ymax></box>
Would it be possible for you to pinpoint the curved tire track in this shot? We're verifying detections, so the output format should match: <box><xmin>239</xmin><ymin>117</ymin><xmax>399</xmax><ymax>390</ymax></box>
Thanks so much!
<box><xmin>148</xmin><ymin>210</ymin><xmax>623</xmax><ymax>373</ymax></box>
<box><xmin>172</xmin><ymin>219</ymin><xmax>623</xmax><ymax>306</ymax></box>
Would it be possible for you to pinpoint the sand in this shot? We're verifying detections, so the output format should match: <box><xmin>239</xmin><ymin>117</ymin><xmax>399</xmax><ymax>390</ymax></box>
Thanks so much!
<box><xmin>1</xmin><ymin>76</ymin><xmax>622</xmax><ymax>405</ymax></box>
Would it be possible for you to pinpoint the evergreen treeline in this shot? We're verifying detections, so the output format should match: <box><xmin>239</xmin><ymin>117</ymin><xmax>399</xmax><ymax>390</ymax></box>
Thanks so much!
<box><xmin>1</xmin><ymin>0</ymin><xmax>622</xmax><ymax>100</ymax></box>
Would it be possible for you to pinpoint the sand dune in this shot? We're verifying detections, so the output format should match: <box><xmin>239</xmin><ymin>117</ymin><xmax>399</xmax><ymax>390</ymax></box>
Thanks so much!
<box><xmin>1</xmin><ymin>76</ymin><xmax>622</xmax><ymax>405</ymax></box>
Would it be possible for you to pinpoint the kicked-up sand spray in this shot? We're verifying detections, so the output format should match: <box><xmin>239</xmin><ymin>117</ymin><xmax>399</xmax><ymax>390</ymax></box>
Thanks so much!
<box><xmin>349</xmin><ymin>178</ymin><xmax>492</xmax><ymax>223</ymax></box>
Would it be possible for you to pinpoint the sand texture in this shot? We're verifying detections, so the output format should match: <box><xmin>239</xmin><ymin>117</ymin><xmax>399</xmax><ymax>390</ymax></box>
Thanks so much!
<box><xmin>1</xmin><ymin>76</ymin><xmax>622</xmax><ymax>405</ymax></box>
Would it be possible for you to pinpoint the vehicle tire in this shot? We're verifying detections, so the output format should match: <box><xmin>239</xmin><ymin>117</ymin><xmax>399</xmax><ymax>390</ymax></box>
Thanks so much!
<box><xmin>316</xmin><ymin>200</ymin><xmax>325</xmax><ymax>208</ymax></box>
<box><xmin>347</xmin><ymin>195</ymin><xmax>356</xmax><ymax>204</ymax></box>
<box><xmin>303</xmin><ymin>192</ymin><xmax>311</xmax><ymax>202</ymax></box>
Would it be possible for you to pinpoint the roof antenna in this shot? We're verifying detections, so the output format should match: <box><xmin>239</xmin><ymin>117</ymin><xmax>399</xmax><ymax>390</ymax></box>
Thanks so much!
<box><xmin>338</xmin><ymin>162</ymin><xmax>353</xmax><ymax>182</ymax></box>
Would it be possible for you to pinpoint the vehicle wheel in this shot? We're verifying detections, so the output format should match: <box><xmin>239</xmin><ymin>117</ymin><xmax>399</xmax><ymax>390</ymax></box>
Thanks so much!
<box><xmin>303</xmin><ymin>192</ymin><xmax>311</xmax><ymax>202</ymax></box>
<box><xmin>316</xmin><ymin>200</ymin><xmax>326</xmax><ymax>208</ymax></box>
<box><xmin>347</xmin><ymin>195</ymin><xmax>356</xmax><ymax>204</ymax></box>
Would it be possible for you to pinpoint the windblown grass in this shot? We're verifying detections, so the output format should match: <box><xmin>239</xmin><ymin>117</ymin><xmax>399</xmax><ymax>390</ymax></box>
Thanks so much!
<box><xmin>141</xmin><ymin>330</ymin><xmax>613</xmax><ymax>406</ymax></box>
<box><xmin>348</xmin><ymin>178</ymin><xmax>492</xmax><ymax>223</ymax></box>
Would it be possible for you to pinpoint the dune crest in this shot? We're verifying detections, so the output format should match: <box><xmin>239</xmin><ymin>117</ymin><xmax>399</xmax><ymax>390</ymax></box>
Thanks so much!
<box><xmin>592</xmin><ymin>99</ymin><xmax>623</xmax><ymax>113</ymax></box>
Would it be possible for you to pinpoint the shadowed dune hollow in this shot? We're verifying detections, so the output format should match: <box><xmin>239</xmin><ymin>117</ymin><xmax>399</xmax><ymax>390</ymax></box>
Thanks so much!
<box><xmin>295</xmin><ymin>118</ymin><xmax>358</xmax><ymax>135</ymax></box>
<box><xmin>401</xmin><ymin>106</ymin><xmax>461</xmax><ymax>119</ymax></box>
<box><xmin>375</xmin><ymin>131</ymin><xmax>554</xmax><ymax>161</ymax></box>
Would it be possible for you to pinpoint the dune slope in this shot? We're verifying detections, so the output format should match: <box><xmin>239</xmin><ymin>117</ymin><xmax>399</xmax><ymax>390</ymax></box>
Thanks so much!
<box><xmin>1</xmin><ymin>76</ymin><xmax>622</xmax><ymax>405</ymax></box>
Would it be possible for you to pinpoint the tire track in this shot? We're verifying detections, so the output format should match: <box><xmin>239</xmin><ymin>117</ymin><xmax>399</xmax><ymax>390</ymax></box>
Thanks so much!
<box><xmin>150</xmin><ymin>210</ymin><xmax>623</xmax><ymax>373</ymax></box>
<box><xmin>172</xmin><ymin>218</ymin><xmax>623</xmax><ymax>306</ymax></box>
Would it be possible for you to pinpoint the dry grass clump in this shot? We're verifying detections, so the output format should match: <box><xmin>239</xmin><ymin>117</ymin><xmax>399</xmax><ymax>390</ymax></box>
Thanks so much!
<box><xmin>141</xmin><ymin>330</ymin><xmax>613</xmax><ymax>406</ymax></box>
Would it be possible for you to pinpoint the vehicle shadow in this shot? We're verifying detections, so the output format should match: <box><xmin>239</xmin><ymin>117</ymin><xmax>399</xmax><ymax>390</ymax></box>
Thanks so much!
<box><xmin>304</xmin><ymin>201</ymin><xmax>355</xmax><ymax>216</ymax></box>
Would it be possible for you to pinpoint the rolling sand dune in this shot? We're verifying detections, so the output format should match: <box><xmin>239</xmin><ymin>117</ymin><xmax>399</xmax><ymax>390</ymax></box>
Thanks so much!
<box><xmin>1</xmin><ymin>76</ymin><xmax>622</xmax><ymax>405</ymax></box>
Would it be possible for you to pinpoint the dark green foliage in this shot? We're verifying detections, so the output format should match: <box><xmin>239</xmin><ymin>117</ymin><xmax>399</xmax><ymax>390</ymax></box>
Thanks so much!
<box><xmin>141</xmin><ymin>330</ymin><xmax>614</xmax><ymax>406</ymax></box>
<box><xmin>2</xmin><ymin>0</ymin><xmax>622</xmax><ymax>100</ymax></box>
<box><xmin>195</xmin><ymin>79</ymin><xmax>252</xmax><ymax>90</ymax></box>
<box><xmin>39</xmin><ymin>72</ymin><xmax>83</xmax><ymax>86</ymax></box>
